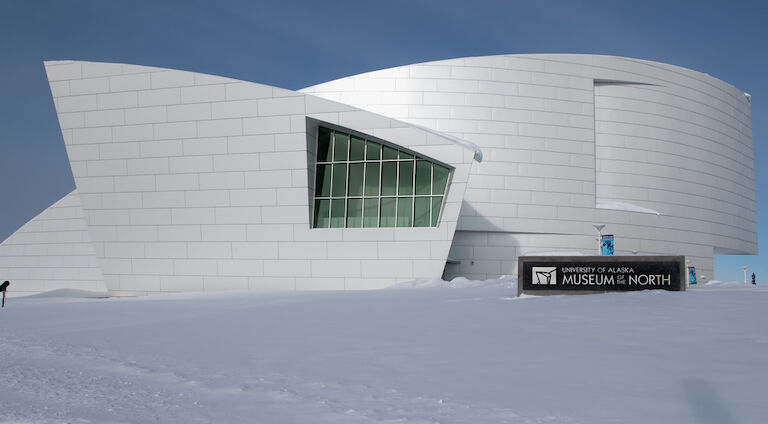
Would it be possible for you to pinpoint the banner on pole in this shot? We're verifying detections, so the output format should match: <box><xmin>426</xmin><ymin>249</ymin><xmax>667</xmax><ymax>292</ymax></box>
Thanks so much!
<box><xmin>601</xmin><ymin>234</ymin><xmax>614</xmax><ymax>256</ymax></box>
<box><xmin>688</xmin><ymin>267</ymin><xmax>697</xmax><ymax>285</ymax></box>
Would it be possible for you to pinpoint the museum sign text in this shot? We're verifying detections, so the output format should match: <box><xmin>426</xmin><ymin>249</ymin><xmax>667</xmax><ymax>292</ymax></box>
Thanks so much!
<box><xmin>518</xmin><ymin>256</ymin><xmax>686</xmax><ymax>296</ymax></box>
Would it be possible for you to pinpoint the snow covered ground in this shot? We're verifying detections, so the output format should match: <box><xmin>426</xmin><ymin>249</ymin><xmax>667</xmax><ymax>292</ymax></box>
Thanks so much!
<box><xmin>1</xmin><ymin>280</ymin><xmax>766</xmax><ymax>423</ymax></box>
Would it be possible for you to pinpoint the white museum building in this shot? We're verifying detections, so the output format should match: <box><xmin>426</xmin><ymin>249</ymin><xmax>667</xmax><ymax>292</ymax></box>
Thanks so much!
<box><xmin>0</xmin><ymin>54</ymin><xmax>756</xmax><ymax>296</ymax></box>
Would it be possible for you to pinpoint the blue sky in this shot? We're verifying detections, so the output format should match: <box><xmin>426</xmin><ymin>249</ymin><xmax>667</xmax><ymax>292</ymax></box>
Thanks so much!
<box><xmin>0</xmin><ymin>0</ymin><xmax>765</xmax><ymax>282</ymax></box>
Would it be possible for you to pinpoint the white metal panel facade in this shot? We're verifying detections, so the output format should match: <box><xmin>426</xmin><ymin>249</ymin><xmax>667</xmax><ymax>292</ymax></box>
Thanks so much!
<box><xmin>0</xmin><ymin>190</ymin><xmax>106</xmax><ymax>297</ymax></box>
<box><xmin>302</xmin><ymin>54</ymin><xmax>755</xmax><ymax>280</ymax></box>
<box><xmin>0</xmin><ymin>55</ymin><xmax>755</xmax><ymax>295</ymax></box>
<box><xmin>10</xmin><ymin>61</ymin><xmax>476</xmax><ymax>296</ymax></box>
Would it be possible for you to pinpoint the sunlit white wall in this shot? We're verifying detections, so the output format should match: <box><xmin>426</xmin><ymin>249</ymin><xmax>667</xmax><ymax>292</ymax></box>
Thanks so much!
<box><xmin>302</xmin><ymin>54</ymin><xmax>756</xmax><ymax>280</ymax></box>
<box><xmin>30</xmin><ymin>61</ymin><xmax>476</xmax><ymax>296</ymax></box>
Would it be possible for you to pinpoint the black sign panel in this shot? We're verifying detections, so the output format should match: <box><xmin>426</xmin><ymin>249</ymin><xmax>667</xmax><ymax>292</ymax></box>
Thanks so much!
<box><xmin>518</xmin><ymin>256</ymin><xmax>685</xmax><ymax>296</ymax></box>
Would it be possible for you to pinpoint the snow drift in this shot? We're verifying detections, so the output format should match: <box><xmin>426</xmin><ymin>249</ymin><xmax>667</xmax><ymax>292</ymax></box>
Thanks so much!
<box><xmin>1</xmin><ymin>282</ymin><xmax>766</xmax><ymax>423</ymax></box>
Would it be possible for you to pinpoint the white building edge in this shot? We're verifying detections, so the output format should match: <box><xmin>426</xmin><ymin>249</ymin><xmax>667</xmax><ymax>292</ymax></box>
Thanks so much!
<box><xmin>0</xmin><ymin>54</ymin><xmax>756</xmax><ymax>296</ymax></box>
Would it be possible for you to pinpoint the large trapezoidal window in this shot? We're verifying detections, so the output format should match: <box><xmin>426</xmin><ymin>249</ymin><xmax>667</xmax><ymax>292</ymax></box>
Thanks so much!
<box><xmin>313</xmin><ymin>126</ymin><xmax>451</xmax><ymax>228</ymax></box>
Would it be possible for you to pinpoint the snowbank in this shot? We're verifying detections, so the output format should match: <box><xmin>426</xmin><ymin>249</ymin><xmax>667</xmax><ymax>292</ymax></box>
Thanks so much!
<box><xmin>21</xmin><ymin>288</ymin><xmax>109</xmax><ymax>299</ymax></box>
<box><xmin>2</xmin><ymin>282</ymin><xmax>767</xmax><ymax>423</ymax></box>
<box><xmin>389</xmin><ymin>275</ymin><xmax>517</xmax><ymax>290</ymax></box>
<box><xmin>692</xmin><ymin>280</ymin><xmax>757</xmax><ymax>289</ymax></box>
<box><xmin>702</xmin><ymin>280</ymin><xmax>741</xmax><ymax>286</ymax></box>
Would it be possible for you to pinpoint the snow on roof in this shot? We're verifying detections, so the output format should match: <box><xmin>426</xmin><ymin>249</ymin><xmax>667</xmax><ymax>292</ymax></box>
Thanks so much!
<box><xmin>408</xmin><ymin>122</ymin><xmax>483</xmax><ymax>163</ymax></box>
<box><xmin>521</xmin><ymin>250</ymin><xmax>587</xmax><ymax>256</ymax></box>
<box><xmin>596</xmin><ymin>200</ymin><xmax>661</xmax><ymax>216</ymax></box>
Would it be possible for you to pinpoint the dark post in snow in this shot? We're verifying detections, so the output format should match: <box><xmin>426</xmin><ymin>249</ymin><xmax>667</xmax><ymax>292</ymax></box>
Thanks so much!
<box><xmin>0</xmin><ymin>281</ymin><xmax>9</xmax><ymax>308</ymax></box>
<box><xmin>752</xmin><ymin>273</ymin><xmax>756</xmax><ymax>285</ymax></box>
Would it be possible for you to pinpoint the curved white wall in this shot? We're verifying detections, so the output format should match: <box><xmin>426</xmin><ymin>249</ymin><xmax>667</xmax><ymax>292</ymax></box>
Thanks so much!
<box><xmin>302</xmin><ymin>54</ymin><xmax>756</xmax><ymax>280</ymax></box>
<box><xmin>34</xmin><ymin>60</ymin><xmax>477</xmax><ymax>296</ymax></box>
<box><xmin>0</xmin><ymin>190</ymin><xmax>106</xmax><ymax>297</ymax></box>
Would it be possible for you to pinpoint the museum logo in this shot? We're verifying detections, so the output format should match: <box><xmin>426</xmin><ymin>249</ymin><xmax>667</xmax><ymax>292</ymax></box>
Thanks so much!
<box><xmin>532</xmin><ymin>267</ymin><xmax>557</xmax><ymax>285</ymax></box>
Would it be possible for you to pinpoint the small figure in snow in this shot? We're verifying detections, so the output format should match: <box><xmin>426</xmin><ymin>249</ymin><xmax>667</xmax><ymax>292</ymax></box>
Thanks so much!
<box><xmin>0</xmin><ymin>281</ymin><xmax>9</xmax><ymax>308</ymax></box>
<box><xmin>752</xmin><ymin>273</ymin><xmax>756</xmax><ymax>285</ymax></box>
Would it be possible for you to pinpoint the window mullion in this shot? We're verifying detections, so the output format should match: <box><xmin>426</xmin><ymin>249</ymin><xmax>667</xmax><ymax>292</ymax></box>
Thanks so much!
<box><xmin>411</xmin><ymin>159</ymin><xmax>416</xmax><ymax>227</ymax></box>
<box><xmin>361</xmin><ymin>142</ymin><xmax>367</xmax><ymax>202</ymax></box>
<box><xmin>378</xmin><ymin>155</ymin><xmax>383</xmax><ymax>227</ymax></box>
<box><xmin>327</xmin><ymin>159</ymin><xmax>334</xmax><ymax>227</ymax></box>
<box><xmin>430</xmin><ymin>161</ymin><xmax>434</xmax><ymax>196</ymax></box>
<box><xmin>344</xmin><ymin>138</ymin><xmax>351</xmax><ymax>227</ymax></box>
<box><xmin>395</xmin><ymin>160</ymin><xmax>400</xmax><ymax>227</ymax></box>
<box><xmin>429</xmin><ymin>161</ymin><xmax>434</xmax><ymax>227</ymax></box>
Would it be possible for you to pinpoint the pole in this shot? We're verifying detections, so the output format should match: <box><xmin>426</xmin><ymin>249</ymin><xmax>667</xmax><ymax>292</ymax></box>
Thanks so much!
<box><xmin>743</xmin><ymin>266</ymin><xmax>748</xmax><ymax>284</ymax></box>
<box><xmin>593</xmin><ymin>224</ymin><xmax>605</xmax><ymax>255</ymax></box>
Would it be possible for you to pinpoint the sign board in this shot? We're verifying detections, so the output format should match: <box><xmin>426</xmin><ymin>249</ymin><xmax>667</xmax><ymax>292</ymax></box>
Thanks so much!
<box><xmin>518</xmin><ymin>256</ymin><xmax>686</xmax><ymax>296</ymax></box>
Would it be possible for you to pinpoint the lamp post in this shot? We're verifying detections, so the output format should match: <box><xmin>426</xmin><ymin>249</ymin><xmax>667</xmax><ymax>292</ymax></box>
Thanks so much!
<box><xmin>743</xmin><ymin>266</ymin><xmax>748</xmax><ymax>284</ymax></box>
<box><xmin>593</xmin><ymin>224</ymin><xmax>605</xmax><ymax>255</ymax></box>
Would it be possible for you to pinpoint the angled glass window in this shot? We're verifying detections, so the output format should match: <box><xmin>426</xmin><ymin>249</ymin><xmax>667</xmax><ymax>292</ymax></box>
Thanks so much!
<box><xmin>330</xmin><ymin>199</ymin><xmax>345</xmax><ymax>228</ymax></box>
<box><xmin>317</xmin><ymin>127</ymin><xmax>333</xmax><ymax>162</ymax></box>
<box><xmin>363</xmin><ymin>198</ymin><xmax>379</xmax><ymax>227</ymax></box>
<box><xmin>433</xmin><ymin>165</ymin><xmax>449</xmax><ymax>195</ymax></box>
<box><xmin>364</xmin><ymin>162</ymin><xmax>380</xmax><ymax>196</ymax></box>
<box><xmin>314</xmin><ymin>199</ymin><xmax>330</xmax><ymax>228</ymax></box>
<box><xmin>312</xmin><ymin>126</ymin><xmax>452</xmax><ymax>229</ymax></box>
<box><xmin>431</xmin><ymin>196</ymin><xmax>443</xmax><ymax>226</ymax></box>
<box><xmin>415</xmin><ymin>161</ymin><xmax>432</xmax><ymax>195</ymax></box>
<box><xmin>398</xmin><ymin>160</ymin><xmax>414</xmax><ymax>196</ymax></box>
<box><xmin>397</xmin><ymin>197</ymin><xmax>413</xmax><ymax>227</ymax></box>
<box><xmin>315</xmin><ymin>164</ymin><xmax>332</xmax><ymax>197</ymax></box>
<box><xmin>380</xmin><ymin>197</ymin><xmax>396</xmax><ymax>227</ymax></box>
<box><xmin>334</xmin><ymin>132</ymin><xmax>349</xmax><ymax>161</ymax></box>
<box><xmin>348</xmin><ymin>163</ymin><xmax>364</xmax><ymax>196</ymax></box>
<box><xmin>382</xmin><ymin>145</ymin><xmax>398</xmax><ymax>160</ymax></box>
<box><xmin>414</xmin><ymin>197</ymin><xmax>430</xmax><ymax>227</ymax></box>
<box><xmin>347</xmin><ymin>198</ymin><xmax>363</xmax><ymax>228</ymax></box>
<box><xmin>331</xmin><ymin>164</ymin><xmax>347</xmax><ymax>197</ymax></box>
<box><xmin>366</xmin><ymin>141</ymin><xmax>381</xmax><ymax>160</ymax></box>
<box><xmin>349</xmin><ymin>136</ymin><xmax>365</xmax><ymax>161</ymax></box>
<box><xmin>381</xmin><ymin>162</ymin><xmax>397</xmax><ymax>196</ymax></box>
